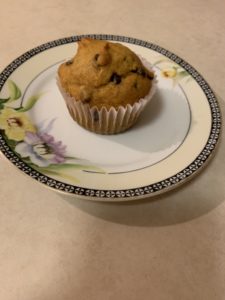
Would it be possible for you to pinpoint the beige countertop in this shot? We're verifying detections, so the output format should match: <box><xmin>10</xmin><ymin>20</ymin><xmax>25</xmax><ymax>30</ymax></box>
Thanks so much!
<box><xmin>0</xmin><ymin>1</ymin><xmax>225</xmax><ymax>299</ymax></box>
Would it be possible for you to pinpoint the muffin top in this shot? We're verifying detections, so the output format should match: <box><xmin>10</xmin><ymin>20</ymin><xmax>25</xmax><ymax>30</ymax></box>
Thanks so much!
<box><xmin>58</xmin><ymin>38</ymin><xmax>154</xmax><ymax>109</ymax></box>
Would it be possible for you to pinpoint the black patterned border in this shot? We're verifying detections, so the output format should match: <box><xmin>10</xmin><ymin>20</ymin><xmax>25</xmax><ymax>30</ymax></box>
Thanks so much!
<box><xmin>0</xmin><ymin>34</ymin><xmax>221</xmax><ymax>199</ymax></box>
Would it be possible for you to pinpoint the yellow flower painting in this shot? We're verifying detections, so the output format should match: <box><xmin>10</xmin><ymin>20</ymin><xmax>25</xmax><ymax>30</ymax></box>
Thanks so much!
<box><xmin>161</xmin><ymin>68</ymin><xmax>177</xmax><ymax>78</ymax></box>
<box><xmin>153</xmin><ymin>57</ymin><xmax>191</xmax><ymax>86</ymax></box>
<box><xmin>0</xmin><ymin>108</ymin><xmax>36</xmax><ymax>141</ymax></box>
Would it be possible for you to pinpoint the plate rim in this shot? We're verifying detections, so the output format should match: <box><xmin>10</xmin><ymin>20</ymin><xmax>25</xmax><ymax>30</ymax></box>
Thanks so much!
<box><xmin>0</xmin><ymin>34</ymin><xmax>221</xmax><ymax>201</ymax></box>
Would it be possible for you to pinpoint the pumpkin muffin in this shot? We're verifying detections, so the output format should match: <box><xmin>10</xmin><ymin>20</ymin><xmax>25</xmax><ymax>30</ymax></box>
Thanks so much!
<box><xmin>57</xmin><ymin>38</ymin><xmax>156</xmax><ymax>134</ymax></box>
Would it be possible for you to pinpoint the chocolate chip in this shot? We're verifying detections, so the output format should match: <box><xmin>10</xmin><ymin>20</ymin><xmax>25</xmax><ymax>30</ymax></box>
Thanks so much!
<box><xmin>131</xmin><ymin>68</ymin><xmax>145</xmax><ymax>76</ymax></box>
<box><xmin>147</xmin><ymin>73</ymin><xmax>154</xmax><ymax>80</ymax></box>
<box><xmin>93</xmin><ymin>110</ymin><xmax>99</xmax><ymax>122</ymax></box>
<box><xmin>94</xmin><ymin>53</ymin><xmax>100</xmax><ymax>61</ymax></box>
<box><xmin>110</xmin><ymin>73</ymin><xmax>121</xmax><ymax>84</ymax></box>
<box><xmin>133</xmin><ymin>81</ymin><xmax>138</xmax><ymax>89</ymax></box>
<box><xmin>66</xmin><ymin>59</ymin><xmax>73</xmax><ymax>65</ymax></box>
<box><xmin>83</xmin><ymin>97</ymin><xmax>91</xmax><ymax>103</ymax></box>
<box><xmin>137</xmin><ymin>68</ymin><xmax>146</xmax><ymax>76</ymax></box>
<box><xmin>131</xmin><ymin>68</ymin><xmax>154</xmax><ymax>79</ymax></box>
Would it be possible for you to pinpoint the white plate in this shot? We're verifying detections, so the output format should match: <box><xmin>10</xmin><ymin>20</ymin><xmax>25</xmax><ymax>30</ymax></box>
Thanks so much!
<box><xmin>0</xmin><ymin>34</ymin><xmax>221</xmax><ymax>201</ymax></box>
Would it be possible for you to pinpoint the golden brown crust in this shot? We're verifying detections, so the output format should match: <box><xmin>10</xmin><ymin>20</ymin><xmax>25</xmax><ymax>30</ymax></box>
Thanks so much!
<box><xmin>58</xmin><ymin>38</ymin><xmax>154</xmax><ymax>109</ymax></box>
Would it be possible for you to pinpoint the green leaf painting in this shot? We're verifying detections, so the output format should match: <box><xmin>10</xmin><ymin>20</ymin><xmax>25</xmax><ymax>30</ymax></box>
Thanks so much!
<box><xmin>8</xmin><ymin>80</ymin><xmax>22</xmax><ymax>102</ymax></box>
<box><xmin>0</xmin><ymin>98</ymin><xmax>10</xmax><ymax>103</ymax></box>
<box><xmin>18</xmin><ymin>94</ymin><xmax>43</xmax><ymax>112</ymax></box>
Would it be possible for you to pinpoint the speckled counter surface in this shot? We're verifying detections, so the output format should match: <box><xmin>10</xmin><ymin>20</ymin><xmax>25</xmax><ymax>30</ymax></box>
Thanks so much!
<box><xmin>0</xmin><ymin>1</ymin><xmax>225</xmax><ymax>299</ymax></box>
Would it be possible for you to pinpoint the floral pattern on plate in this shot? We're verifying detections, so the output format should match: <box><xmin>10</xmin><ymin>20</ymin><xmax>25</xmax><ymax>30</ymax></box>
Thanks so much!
<box><xmin>0</xmin><ymin>80</ymin><xmax>103</xmax><ymax>183</ymax></box>
<box><xmin>153</xmin><ymin>57</ymin><xmax>192</xmax><ymax>86</ymax></box>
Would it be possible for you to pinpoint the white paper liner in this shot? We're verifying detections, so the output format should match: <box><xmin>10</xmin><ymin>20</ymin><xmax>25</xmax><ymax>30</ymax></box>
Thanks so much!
<box><xmin>57</xmin><ymin>56</ymin><xmax>157</xmax><ymax>134</ymax></box>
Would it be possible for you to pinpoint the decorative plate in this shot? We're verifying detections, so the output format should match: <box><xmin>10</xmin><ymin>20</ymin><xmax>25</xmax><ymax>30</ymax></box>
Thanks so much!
<box><xmin>0</xmin><ymin>34</ymin><xmax>221</xmax><ymax>201</ymax></box>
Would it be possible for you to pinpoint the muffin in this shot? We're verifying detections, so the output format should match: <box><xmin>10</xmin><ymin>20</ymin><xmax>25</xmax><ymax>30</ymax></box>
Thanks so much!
<box><xmin>57</xmin><ymin>38</ymin><xmax>156</xmax><ymax>134</ymax></box>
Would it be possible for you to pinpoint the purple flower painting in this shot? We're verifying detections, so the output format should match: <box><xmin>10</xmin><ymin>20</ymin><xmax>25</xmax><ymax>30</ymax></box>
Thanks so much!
<box><xmin>15</xmin><ymin>132</ymin><xmax>66</xmax><ymax>167</ymax></box>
